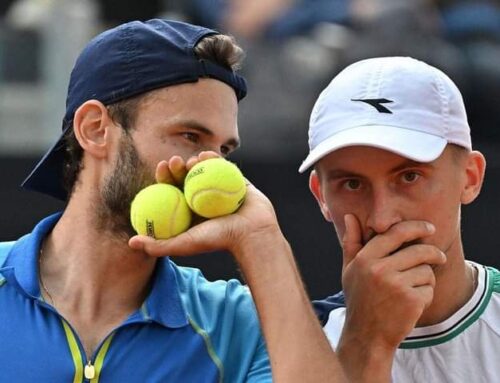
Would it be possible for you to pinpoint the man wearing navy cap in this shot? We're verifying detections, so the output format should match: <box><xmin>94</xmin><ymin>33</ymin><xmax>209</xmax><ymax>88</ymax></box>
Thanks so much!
<box><xmin>0</xmin><ymin>20</ymin><xmax>346</xmax><ymax>382</ymax></box>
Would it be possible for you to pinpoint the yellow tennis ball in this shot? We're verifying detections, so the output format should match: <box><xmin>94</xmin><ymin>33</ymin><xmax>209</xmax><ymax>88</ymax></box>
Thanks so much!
<box><xmin>130</xmin><ymin>183</ymin><xmax>192</xmax><ymax>239</ymax></box>
<box><xmin>184</xmin><ymin>158</ymin><xmax>247</xmax><ymax>218</ymax></box>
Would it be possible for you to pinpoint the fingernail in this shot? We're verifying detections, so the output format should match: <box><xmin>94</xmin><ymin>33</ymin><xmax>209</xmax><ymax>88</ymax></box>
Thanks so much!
<box><xmin>425</xmin><ymin>222</ymin><xmax>435</xmax><ymax>233</ymax></box>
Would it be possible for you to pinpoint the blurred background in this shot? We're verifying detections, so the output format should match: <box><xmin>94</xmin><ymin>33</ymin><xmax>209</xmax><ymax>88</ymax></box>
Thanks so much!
<box><xmin>1</xmin><ymin>0</ymin><xmax>500</xmax><ymax>299</ymax></box>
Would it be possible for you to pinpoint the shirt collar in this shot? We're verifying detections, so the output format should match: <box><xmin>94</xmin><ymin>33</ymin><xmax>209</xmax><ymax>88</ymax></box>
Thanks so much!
<box><xmin>2</xmin><ymin>212</ymin><xmax>61</xmax><ymax>299</ymax></box>
<box><xmin>141</xmin><ymin>258</ymin><xmax>189</xmax><ymax>328</ymax></box>
<box><xmin>3</xmin><ymin>212</ymin><xmax>188</xmax><ymax>328</ymax></box>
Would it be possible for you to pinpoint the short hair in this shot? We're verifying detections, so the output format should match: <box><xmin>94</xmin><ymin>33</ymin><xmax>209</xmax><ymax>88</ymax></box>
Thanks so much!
<box><xmin>62</xmin><ymin>34</ymin><xmax>245</xmax><ymax>197</ymax></box>
<box><xmin>448</xmin><ymin>143</ymin><xmax>470</xmax><ymax>163</ymax></box>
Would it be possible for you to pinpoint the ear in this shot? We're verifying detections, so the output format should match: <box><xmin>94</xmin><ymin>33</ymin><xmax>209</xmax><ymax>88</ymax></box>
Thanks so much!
<box><xmin>461</xmin><ymin>151</ymin><xmax>486</xmax><ymax>205</ymax></box>
<box><xmin>73</xmin><ymin>100</ymin><xmax>116</xmax><ymax>160</ymax></box>
<box><xmin>309</xmin><ymin>170</ymin><xmax>333</xmax><ymax>222</ymax></box>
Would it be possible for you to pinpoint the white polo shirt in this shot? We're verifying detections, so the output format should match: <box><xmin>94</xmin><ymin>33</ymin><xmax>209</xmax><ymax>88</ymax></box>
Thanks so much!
<box><xmin>321</xmin><ymin>262</ymin><xmax>500</xmax><ymax>382</ymax></box>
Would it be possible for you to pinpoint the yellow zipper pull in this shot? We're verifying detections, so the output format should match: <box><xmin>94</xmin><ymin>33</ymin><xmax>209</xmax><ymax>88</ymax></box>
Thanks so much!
<box><xmin>84</xmin><ymin>360</ymin><xmax>96</xmax><ymax>380</ymax></box>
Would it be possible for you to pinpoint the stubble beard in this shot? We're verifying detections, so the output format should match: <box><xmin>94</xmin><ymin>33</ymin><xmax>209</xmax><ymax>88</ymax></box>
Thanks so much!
<box><xmin>96</xmin><ymin>133</ymin><xmax>155</xmax><ymax>240</ymax></box>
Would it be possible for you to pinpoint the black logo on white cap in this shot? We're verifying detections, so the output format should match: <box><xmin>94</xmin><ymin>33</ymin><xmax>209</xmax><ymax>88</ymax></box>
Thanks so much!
<box><xmin>351</xmin><ymin>98</ymin><xmax>394</xmax><ymax>114</ymax></box>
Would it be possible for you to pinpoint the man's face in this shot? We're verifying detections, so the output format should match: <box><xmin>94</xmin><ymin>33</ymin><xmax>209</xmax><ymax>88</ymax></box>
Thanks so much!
<box><xmin>127</xmin><ymin>78</ymin><xmax>239</xmax><ymax>168</ymax></box>
<box><xmin>99</xmin><ymin>78</ymin><xmax>239</xmax><ymax>237</ymax></box>
<box><xmin>310</xmin><ymin>145</ymin><xmax>469</xmax><ymax>255</ymax></box>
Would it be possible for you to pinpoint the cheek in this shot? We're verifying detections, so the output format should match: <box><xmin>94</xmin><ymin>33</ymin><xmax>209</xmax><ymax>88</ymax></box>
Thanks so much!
<box><xmin>427</xmin><ymin>202</ymin><xmax>461</xmax><ymax>245</ymax></box>
<box><xmin>324</xmin><ymin>198</ymin><xmax>351</xmax><ymax>239</ymax></box>
<box><xmin>414</xmin><ymin>186</ymin><xmax>462</xmax><ymax>249</ymax></box>
<box><xmin>331</xmin><ymin>217</ymin><xmax>347</xmax><ymax>245</ymax></box>
<box><xmin>324</xmin><ymin>192</ymin><xmax>366</xmax><ymax>223</ymax></box>
<box><xmin>423</xmin><ymin>214</ymin><xmax>460</xmax><ymax>256</ymax></box>
<box><xmin>422</xmin><ymin>178</ymin><xmax>461</xmax><ymax>218</ymax></box>
<box><xmin>135</xmin><ymin>136</ymin><xmax>184</xmax><ymax>166</ymax></box>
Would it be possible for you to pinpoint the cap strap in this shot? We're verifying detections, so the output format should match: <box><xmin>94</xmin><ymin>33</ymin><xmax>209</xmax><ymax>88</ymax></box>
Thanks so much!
<box><xmin>197</xmin><ymin>59</ymin><xmax>247</xmax><ymax>100</ymax></box>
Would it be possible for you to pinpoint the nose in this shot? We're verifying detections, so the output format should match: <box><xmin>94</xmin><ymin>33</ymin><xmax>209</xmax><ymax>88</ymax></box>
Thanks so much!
<box><xmin>365</xmin><ymin>187</ymin><xmax>402</xmax><ymax>237</ymax></box>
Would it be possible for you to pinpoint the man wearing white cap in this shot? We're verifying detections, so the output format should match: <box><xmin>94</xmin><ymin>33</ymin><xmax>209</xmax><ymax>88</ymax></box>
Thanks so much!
<box><xmin>300</xmin><ymin>56</ymin><xmax>500</xmax><ymax>382</ymax></box>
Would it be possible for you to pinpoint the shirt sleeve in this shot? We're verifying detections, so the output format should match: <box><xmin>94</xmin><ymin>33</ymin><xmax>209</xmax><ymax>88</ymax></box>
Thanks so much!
<box><xmin>313</xmin><ymin>291</ymin><xmax>346</xmax><ymax>326</ymax></box>
<box><xmin>174</xmin><ymin>266</ymin><xmax>272</xmax><ymax>383</ymax></box>
<box><xmin>245</xmin><ymin>334</ymin><xmax>272</xmax><ymax>382</ymax></box>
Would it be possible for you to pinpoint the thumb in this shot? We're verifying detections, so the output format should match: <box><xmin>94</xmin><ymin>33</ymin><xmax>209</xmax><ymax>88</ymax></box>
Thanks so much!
<box><xmin>128</xmin><ymin>219</ymin><xmax>229</xmax><ymax>257</ymax></box>
<box><xmin>342</xmin><ymin>214</ymin><xmax>363</xmax><ymax>270</ymax></box>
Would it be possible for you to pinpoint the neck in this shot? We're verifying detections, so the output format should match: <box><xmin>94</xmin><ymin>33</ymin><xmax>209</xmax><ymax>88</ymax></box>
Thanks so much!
<box><xmin>39</xmin><ymin>192</ymin><xmax>156</xmax><ymax>317</ymax></box>
<box><xmin>416</xmin><ymin>237</ymin><xmax>476</xmax><ymax>327</ymax></box>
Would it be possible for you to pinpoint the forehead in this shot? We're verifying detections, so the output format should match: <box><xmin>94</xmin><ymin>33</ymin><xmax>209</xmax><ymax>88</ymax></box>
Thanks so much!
<box><xmin>135</xmin><ymin>78</ymin><xmax>238</xmax><ymax>126</ymax></box>
<box><xmin>315</xmin><ymin>145</ymin><xmax>448</xmax><ymax>176</ymax></box>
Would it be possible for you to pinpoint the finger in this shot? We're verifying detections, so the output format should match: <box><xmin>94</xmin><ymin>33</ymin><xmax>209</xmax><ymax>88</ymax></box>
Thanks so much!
<box><xmin>364</xmin><ymin>220</ymin><xmax>436</xmax><ymax>260</ymax></box>
<box><xmin>397</xmin><ymin>263</ymin><xmax>437</xmax><ymax>288</ymax></box>
<box><xmin>168</xmin><ymin>156</ymin><xmax>187</xmax><ymax>185</ymax></box>
<box><xmin>382</xmin><ymin>244</ymin><xmax>446</xmax><ymax>272</ymax></box>
<box><xmin>342</xmin><ymin>214</ymin><xmax>363</xmax><ymax>269</ymax></box>
<box><xmin>155</xmin><ymin>160</ymin><xmax>174</xmax><ymax>184</ymax></box>
<box><xmin>129</xmin><ymin>218</ymin><xmax>230</xmax><ymax>257</ymax></box>
<box><xmin>198</xmin><ymin>151</ymin><xmax>220</xmax><ymax>161</ymax></box>
<box><xmin>412</xmin><ymin>285</ymin><xmax>435</xmax><ymax>310</ymax></box>
<box><xmin>128</xmin><ymin>234</ymin><xmax>194</xmax><ymax>257</ymax></box>
<box><xmin>243</xmin><ymin>178</ymin><xmax>254</xmax><ymax>196</ymax></box>
<box><xmin>185</xmin><ymin>155</ymin><xmax>199</xmax><ymax>171</ymax></box>
<box><xmin>186</xmin><ymin>151</ymin><xmax>220</xmax><ymax>171</ymax></box>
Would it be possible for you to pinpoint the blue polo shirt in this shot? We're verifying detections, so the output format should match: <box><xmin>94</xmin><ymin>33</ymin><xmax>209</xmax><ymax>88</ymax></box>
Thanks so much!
<box><xmin>0</xmin><ymin>213</ymin><xmax>271</xmax><ymax>382</ymax></box>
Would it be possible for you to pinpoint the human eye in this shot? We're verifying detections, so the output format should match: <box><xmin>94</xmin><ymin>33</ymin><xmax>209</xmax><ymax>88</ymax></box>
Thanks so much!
<box><xmin>342</xmin><ymin>179</ymin><xmax>362</xmax><ymax>191</ymax></box>
<box><xmin>401</xmin><ymin>171</ymin><xmax>420</xmax><ymax>184</ymax></box>
<box><xmin>181</xmin><ymin>132</ymin><xmax>199</xmax><ymax>143</ymax></box>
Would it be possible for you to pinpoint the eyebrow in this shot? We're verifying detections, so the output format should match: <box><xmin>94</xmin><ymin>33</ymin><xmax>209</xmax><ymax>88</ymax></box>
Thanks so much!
<box><xmin>325</xmin><ymin>159</ymin><xmax>434</xmax><ymax>180</ymax></box>
<box><xmin>175</xmin><ymin>119</ymin><xmax>240</xmax><ymax>149</ymax></box>
<box><xmin>390</xmin><ymin>159</ymin><xmax>434</xmax><ymax>173</ymax></box>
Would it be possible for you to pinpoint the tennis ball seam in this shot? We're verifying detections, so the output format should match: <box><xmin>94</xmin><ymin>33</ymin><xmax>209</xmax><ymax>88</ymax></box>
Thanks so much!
<box><xmin>190</xmin><ymin>186</ymin><xmax>245</xmax><ymax>196</ymax></box>
<box><xmin>183</xmin><ymin>158</ymin><xmax>247</xmax><ymax>218</ymax></box>
<box><xmin>187</xmin><ymin>186</ymin><xmax>245</xmax><ymax>204</ymax></box>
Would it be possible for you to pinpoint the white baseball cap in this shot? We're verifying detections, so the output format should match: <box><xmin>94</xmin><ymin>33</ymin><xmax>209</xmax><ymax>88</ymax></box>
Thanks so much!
<box><xmin>298</xmin><ymin>56</ymin><xmax>472</xmax><ymax>173</ymax></box>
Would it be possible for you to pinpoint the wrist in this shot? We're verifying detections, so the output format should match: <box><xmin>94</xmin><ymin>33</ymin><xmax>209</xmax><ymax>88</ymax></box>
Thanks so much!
<box><xmin>337</xmin><ymin>334</ymin><xmax>396</xmax><ymax>383</ymax></box>
<box><xmin>231</xmin><ymin>227</ymin><xmax>301</xmax><ymax>298</ymax></box>
<box><xmin>231</xmin><ymin>224</ymin><xmax>289</xmax><ymax>265</ymax></box>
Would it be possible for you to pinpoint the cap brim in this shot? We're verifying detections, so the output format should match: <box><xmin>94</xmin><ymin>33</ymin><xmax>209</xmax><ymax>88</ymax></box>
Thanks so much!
<box><xmin>298</xmin><ymin>125</ymin><xmax>447</xmax><ymax>173</ymax></box>
<box><xmin>21</xmin><ymin>127</ymin><xmax>68</xmax><ymax>201</ymax></box>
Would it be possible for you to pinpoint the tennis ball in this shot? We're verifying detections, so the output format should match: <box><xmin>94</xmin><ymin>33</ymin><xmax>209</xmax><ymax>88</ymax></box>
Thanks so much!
<box><xmin>130</xmin><ymin>183</ymin><xmax>192</xmax><ymax>239</ymax></box>
<box><xmin>184</xmin><ymin>158</ymin><xmax>247</xmax><ymax>218</ymax></box>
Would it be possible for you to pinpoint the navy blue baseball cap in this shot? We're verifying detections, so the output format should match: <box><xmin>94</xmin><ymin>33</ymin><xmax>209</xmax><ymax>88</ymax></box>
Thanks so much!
<box><xmin>22</xmin><ymin>19</ymin><xmax>247</xmax><ymax>201</ymax></box>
